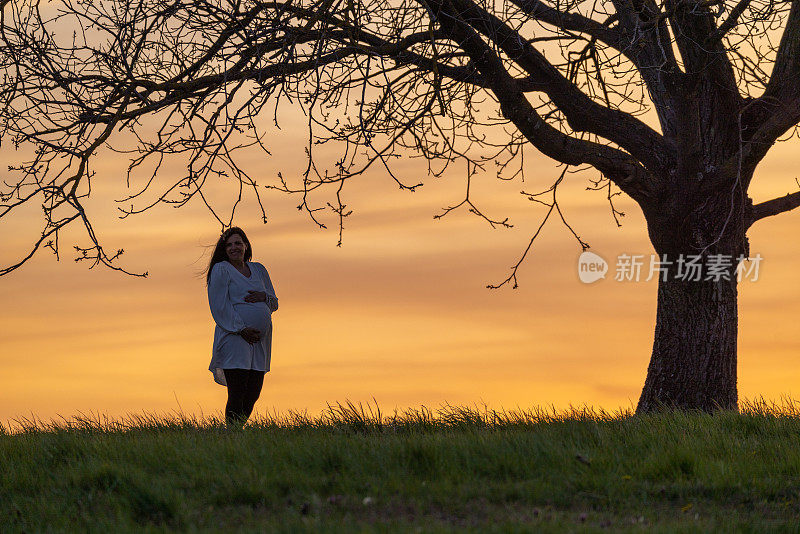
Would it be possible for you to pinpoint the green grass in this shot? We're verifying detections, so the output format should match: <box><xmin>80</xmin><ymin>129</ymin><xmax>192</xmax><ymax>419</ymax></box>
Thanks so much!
<box><xmin>3</xmin><ymin>400</ymin><xmax>800</xmax><ymax>532</ymax></box>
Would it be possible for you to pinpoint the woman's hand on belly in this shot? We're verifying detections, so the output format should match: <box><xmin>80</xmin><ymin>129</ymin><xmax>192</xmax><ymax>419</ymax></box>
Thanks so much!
<box><xmin>239</xmin><ymin>327</ymin><xmax>261</xmax><ymax>344</ymax></box>
<box><xmin>245</xmin><ymin>290</ymin><xmax>267</xmax><ymax>303</ymax></box>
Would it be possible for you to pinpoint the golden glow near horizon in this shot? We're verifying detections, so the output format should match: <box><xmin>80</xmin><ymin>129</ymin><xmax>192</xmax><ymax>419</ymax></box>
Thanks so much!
<box><xmin>2</xmin><ymin>108</ymin><xmax>800</xmax><ymax>428</ymax></box>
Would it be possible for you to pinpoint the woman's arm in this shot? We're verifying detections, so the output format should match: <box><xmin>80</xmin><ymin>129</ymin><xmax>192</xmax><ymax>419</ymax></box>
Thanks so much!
<box><xmin>259</xmin><ymin>263</ymin><xmax>279</xmax><ymax>312</ymax></box>
<box><xmin>266</xmin><ymin>294</ymin><xmax>279</xmax><ymax>313</ymax></box>
<box><xmin>208</xmin><ymin>263</ymin><xmax>247</xmax><ymax>333</ymax></box>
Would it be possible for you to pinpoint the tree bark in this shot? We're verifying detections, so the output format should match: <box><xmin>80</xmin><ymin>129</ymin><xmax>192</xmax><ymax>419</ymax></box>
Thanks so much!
<box><xmin>636</xmin><ymin>274</ymin><xmax>738</xmax><ymax>413</ymax></box>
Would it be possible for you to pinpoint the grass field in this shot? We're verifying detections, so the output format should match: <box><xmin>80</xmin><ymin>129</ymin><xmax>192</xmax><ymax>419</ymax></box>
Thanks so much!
<box><xmin>3</xmin><ymin>400</ymin><xmax>800</xmax><ymax>532</ymax></box>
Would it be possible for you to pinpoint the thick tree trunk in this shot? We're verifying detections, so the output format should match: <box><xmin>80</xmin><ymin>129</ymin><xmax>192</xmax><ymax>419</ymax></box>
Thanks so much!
<box><xmin>636</xmin><ymin>274</ymin><xmax>738</xmax><ymax>413</ymax></box>
<box><xmin>636</xmin><ymin>165</ymin><xmax>750</xmax><ymax>414</ymax></box>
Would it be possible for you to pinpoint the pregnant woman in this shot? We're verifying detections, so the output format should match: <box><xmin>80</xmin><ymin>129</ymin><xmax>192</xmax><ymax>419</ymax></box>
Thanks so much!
<box><xmin>206</xmin><ymin>227</ymin><xmax>278</xmax><ymax>427</ymax></box>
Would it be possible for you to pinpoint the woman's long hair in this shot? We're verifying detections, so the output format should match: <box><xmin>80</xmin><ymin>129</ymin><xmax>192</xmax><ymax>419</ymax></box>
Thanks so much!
<box><xmin>205</xmin><ymin>227</ymin><xmax>253</xmax><ymax>285</ymax></box>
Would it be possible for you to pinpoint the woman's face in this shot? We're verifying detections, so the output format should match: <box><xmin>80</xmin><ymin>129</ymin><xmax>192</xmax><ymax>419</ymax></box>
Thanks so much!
<box><xmin>225</xmin><ymin>234</ymin><xmax>247</xmax><ymax>263</ymax></box>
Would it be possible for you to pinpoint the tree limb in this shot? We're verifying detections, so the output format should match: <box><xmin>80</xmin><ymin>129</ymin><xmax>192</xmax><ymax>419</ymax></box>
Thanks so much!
<box><xmin>509</xmin><ymin>0</ymin><xmax>621</xmax><ymax>49</ymax></box>
<box><xmin>664</xmin><ymin>0</ymin><xmax>742</xmax><ymax>149</ymax></box>
<box><xmin>706</xmin><ymin>0</ymin><xmax>755</xmax><ymax>46</ymax></box>
<box><xmin>763</xmin><ymin>0</ymin><xmax>800</xmax><ymax>103</ymax></box>
<box><xmin>724</xmin><ymin>97</ymin><xmax>800</xmax><ymax>180</ymax></box>
<box><xmin>608</xmin><ymin>0</ymin><xmax>682</xmax><ymax>138</ymax></box>
<box><xmin>749</xmin><ymin>190</ymin><xmax>800</xmax><ymax>227</ymax></box>
<box><xmin>424</xmin><ymin>0</ymin><xmax>657</xmax><ymax>204</ymax></box>
<box><xmin>443</xmin><ymin>0</ymin><xmax>672</xmax><ymax>175</ymax></box>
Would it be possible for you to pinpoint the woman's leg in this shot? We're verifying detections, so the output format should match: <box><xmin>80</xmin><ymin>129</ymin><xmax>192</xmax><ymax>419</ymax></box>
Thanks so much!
<box><xmin>223</xmin><ymin>368</ymin><xmax>250</xmax><ymax>426</ymax></box>
<box><xmin>242</xmin><ymin>370</ymin><xmax>265</xmax><ymax>420</ymax></box>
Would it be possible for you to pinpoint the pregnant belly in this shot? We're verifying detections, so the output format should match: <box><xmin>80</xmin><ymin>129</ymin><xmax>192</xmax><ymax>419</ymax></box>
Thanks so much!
<box><xmin>234</xmin><ymin>302</ymin><xmax>270</xmax><ymax>333</ymax></box>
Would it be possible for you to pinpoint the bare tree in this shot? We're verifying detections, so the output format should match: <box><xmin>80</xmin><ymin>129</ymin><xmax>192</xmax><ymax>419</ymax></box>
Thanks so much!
<box><xmin>2</xmin><ymin>0</ymin><xmax>800</xmax><ymax>412</ymax></box>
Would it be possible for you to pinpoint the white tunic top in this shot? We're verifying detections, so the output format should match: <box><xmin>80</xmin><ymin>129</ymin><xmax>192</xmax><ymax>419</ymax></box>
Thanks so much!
<box><xmin>207</xmin><ymin>261</ymin><xmax>278</xmax><ymax>386</ymax></box>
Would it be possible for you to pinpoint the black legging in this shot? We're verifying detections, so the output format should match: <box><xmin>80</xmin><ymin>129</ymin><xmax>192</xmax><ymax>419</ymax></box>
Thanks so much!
<box><xmin>223</xmin><ymin>368</ymin><xmax>264</xmax><ymax>426</ymax></box>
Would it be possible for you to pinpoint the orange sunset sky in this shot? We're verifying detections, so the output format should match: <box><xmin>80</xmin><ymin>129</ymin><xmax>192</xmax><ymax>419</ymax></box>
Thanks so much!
<box><xmin>2</xmin><ymin>100</ymin><xmax>800</xmax><ymax>429</ymax></box>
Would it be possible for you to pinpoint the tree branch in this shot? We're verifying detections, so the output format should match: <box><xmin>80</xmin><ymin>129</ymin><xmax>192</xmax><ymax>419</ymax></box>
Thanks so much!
<box><xmin>706</xmin><ymin>0</ymin><xmax>755</xmax><ymax>46</ymax></box>
<box><xmin>763</xmin><ymin>0</ymin><xmax>800</xmax><ymax>102</ymax></box>
<box><xmin>509</xmin><ymin>0</ymin><xmax>621</xmax><ymax>49</ymax></box>
<box><xmin>749</xmin><ymin>190</ymin><xmax>800</xmax><ymax>227</ymax></box>
<box><xmin>443</xmin><ymin>0</ymin><xmax>671</xmax><ymax>175</ymax></box>
<box><xmin>724</xmin><ymin>97</ymin><xmax>800</xmax><ymax>180</ymax></box>
<box><xmin>425</xmin><ymin>0</ymin><xmax>656</xmax><ymax>205</ymax></box>
<box><xmin>664</xmin><ymin>0</ymin><xmax>742</xmax><ymax>147</ymax></box>
<box><xmin>608</xmin><ymin>0</ymin><xmax>682</xmax><ymax>138</ymax></box>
